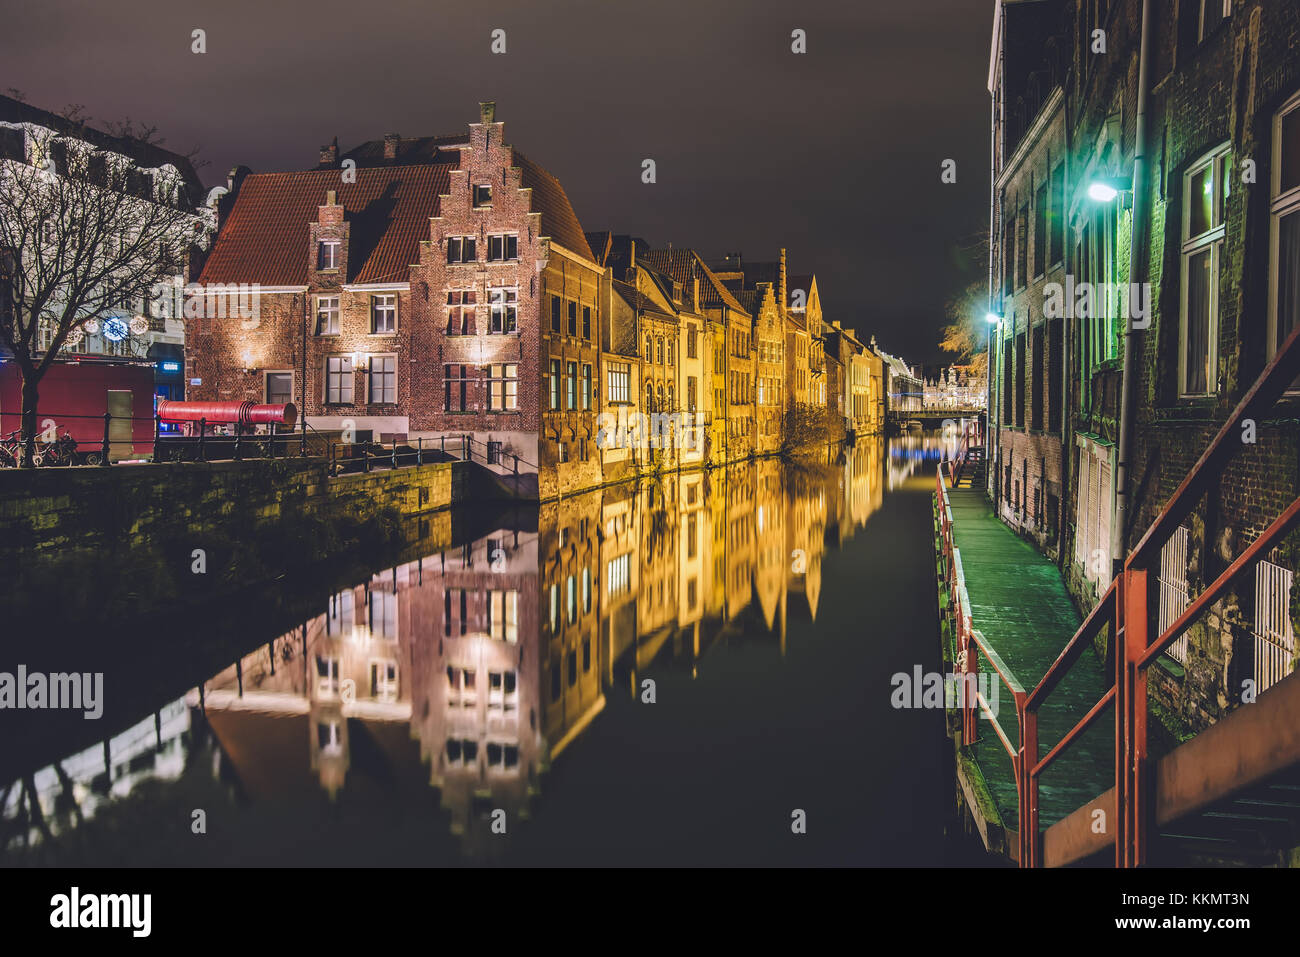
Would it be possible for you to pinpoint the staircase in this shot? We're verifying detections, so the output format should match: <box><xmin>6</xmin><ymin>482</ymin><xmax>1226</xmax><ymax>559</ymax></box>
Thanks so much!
<box><xmin>1154</xmin><ymin>764</ymin><xmax>1300</xmax><ymax>866</ymax></box>
<box><xmin>951</xmin><ymin>444</ymin><xmax>985</xmax><ymax>489</ymax></box>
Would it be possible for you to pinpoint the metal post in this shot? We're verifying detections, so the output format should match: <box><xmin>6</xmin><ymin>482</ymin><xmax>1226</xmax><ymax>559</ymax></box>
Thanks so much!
<box><xmin>1022</xmin><ymin>705</ymin><xmax>1038</xmax><ymax>867</ymax></box>
<box><xmin>233</xmin><ymin>422</ymin><xmax>242</xmax><ymax>461</ymax></box>
<box><xmin>441</xmin><ymin>435</ymin><xmax>446</xmax><ymax>454</ymax></box>
<box><xmin>198</xmin><ymin>418</ymin><xmax>207</xmax><ymax>462</ymax></box>
<box><xmin>463</xmin><ymin>434</ymin><xmax>469</xmax><ymax>460</ymax></box>
<box><xmin>1117</xmin><ymin>565</ymin><xmax>1150</xmax><ymax>867</ymax></box>
<box><xmin>153</xmin><ymin>413</ymin><xmax>161</xmax><ymax>463</ymax></box>
<box><xmin>363</xmin><ymin>446</ymin><xmax>370</xmax><ymax>473</ymax></box>
<box><xmin>392</xmin><ymin>438</ymin><xmax>398</xmax><ymax>469</ymax></box>
<box><xmin>417</xmin><ymin>437</ymin><xmax>423</xmax><ymax>466</ymax></box>
<box><xmin>100</xmin><ymin>412</ymin><xmax>111</xmax><ymax>466</ymax></box>
<box><xmin>300</xmin><ymin>421</ymin><xmax>308</xmax><ymax>457</ymax></box>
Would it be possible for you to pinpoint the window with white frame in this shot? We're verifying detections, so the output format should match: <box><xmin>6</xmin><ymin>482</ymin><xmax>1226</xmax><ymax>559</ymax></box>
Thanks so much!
<box><xmin>607</xmin><ymin>553</ymin><xmax>630</xmax><ymax>597</ymax></box>
<box><xmin>317</xmin><ymin>240</ymin><xmax>340</xmax><ymax>270</ymax></box>
<box><xmin>486</xmin><ymin>363</ymin><xmax>518</xmax><ymax>410</ymax></box>
<box><xmin>265</xmin><ymin>371</ymin><xmax>293</xmax><ymax>406</ymax></box>
<box><xmin>368</xmin><ymin>355</ymin><xmax>396</xmax><ymax>404</ymax></box>
<box><xmin>489</xmin><ymin>286</ymin><xmax>517</xmax><ymax>333</ymax></box>
<box><xmin>1180</xmin><ymin>145</ymin><xmax>1229</xmax><ymax>395</ymax></box>
<box><xmin>370</xmin><ymin>293</ymin><xmax>397</xmax><ymax>334</ymax></box>
<box><xmin>316</xmin><ymin>655</ymin><xmax>340</xmax><ymax>697</ymax></box>
<box><xmin>488</xmin><ymin>589</ymin><xmax>518</xmax><ymax>642</ymax></box>
<box><xmin>369</xmin><ymin>660</ymin><xmax>398</xmax><ymax>702</ymax></box>
<box><xmin>607</xmin><ymin>362</ymin><xmax>630</xmax><ymax>403</ymax></box>
<box><xmin>1269</xmin><ymin>92</ymin><xmax>1300</xmax><ymax>364</ymax></box>
<box><xmin>326</xmin><ymin>356</ymin><xmax>353</xmax><ymax>404</ymax></box>
<box><xmin>316</xmin><ymin>295</ymin><xmax>340</xmax><ymax>335</ymax></box>
<box><xmin>446</xmin><ymin>289</ymin><xmax>476</xmax><ymax>336</ymax></box>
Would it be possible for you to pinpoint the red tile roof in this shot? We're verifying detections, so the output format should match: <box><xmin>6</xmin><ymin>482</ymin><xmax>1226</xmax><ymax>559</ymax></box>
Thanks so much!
<box><xmin>513</xmin><ymin>151</ymin><xmax>595</xmax><ymax>262</ymax></box>
<box><xmin>639</xmin><ymin>249</ymin><xmax>749</xmax><ymax>315</ymax></box>
<box><xmin>198</xmin><ymin>165</ymin><xmax>452</xmax><ymax>286</ymax></box>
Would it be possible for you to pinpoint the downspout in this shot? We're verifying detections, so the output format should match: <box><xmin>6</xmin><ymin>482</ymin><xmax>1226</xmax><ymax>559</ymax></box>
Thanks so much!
<box><xmin>988</xmin><ymin>39</ymin><xmax>998</xmax><ymax>500</ymax></box>
<box><xmin>1112</xmin><ymin>0</ymin><xmax>1152</xmax><ymax>579</ymax></box>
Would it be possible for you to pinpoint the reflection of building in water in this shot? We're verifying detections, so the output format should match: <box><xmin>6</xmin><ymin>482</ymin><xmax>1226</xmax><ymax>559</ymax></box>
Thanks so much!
<box><xmin>7</xmin><ymin>447</ymin><xmax>922</xmax><ymax>860</ymax></box>
<box><xmin>2</xmin><ymin>699</ymin><xmax>189</xmax><ymax>851</ymax></box>
<box><xmin>541</xmin><ymin>491</ymin><xmax>604</xmax><ymax>759</ymax></box>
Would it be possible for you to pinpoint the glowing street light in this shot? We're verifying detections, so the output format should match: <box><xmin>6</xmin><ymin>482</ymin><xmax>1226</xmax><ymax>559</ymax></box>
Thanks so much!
<box><xmin>1087</xmin><ymin>174</ymin><xmax>1133</xmax><ymax>204</ymax></box>
<box><xmin>985</xmin><ymin>312</ymin><xmax>1002</xmax><ymax>325</ymax></box>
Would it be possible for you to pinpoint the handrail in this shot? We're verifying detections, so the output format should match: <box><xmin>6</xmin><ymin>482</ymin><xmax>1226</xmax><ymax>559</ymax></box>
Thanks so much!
<box><xmin>1026</xmin><ymin>577</ymin><xmax>1116</xmax><ymax>711</ymax></box>
<box><xmin>1020</xmin><ymin>315</ymin><xmax>1300</xmax><ymax>867</ymax></box>
<box><xmin>935</xmin><ymin>466</ymin><xmax>1030</xmax><ymax>847</ymax></box>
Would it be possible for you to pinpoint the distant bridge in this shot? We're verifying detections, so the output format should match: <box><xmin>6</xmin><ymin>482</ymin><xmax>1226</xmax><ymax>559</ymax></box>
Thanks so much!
<box><xmin>887</xmin><ymin>406</ymin><xmax>985</xmax><ymax>428</ymax></box>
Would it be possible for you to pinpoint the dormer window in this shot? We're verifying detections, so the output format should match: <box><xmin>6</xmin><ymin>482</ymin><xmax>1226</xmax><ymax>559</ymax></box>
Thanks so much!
<box><xmin>473</xmin><ymin>185</ymin><xmax>492</xmax><ymax>207</ymax></box>
<box><xmin>318</xmin><ymin>240</ymin><xmax>340</xmax><ymax>270</ymax></box>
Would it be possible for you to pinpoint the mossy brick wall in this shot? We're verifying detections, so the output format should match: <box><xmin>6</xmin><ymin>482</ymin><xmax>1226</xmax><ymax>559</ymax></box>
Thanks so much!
<box><xmin>0</xmin><ymin>458</ymin><xmax>469</xmax><ymax>611</ymax></box>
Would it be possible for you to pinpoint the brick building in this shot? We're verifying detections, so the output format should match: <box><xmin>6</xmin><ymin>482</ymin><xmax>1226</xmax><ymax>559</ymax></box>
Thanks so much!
<box><xmin>190</xmin><ymin>102</ymin><xmax>600</xmax><ymax>498</ymax></box>
<box><xmin>987</xmin><ymin>0</ymin><xmax>1300</xmax><ymax>733</ymax></box>
<box><xmin>988</xmin><ymin>2</ymin><xmax>1070</xmax><ymax>561</ymax></box>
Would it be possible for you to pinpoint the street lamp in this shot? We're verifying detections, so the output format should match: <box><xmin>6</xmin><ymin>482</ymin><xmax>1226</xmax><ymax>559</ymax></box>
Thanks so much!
<box><xmin>1087</xmin><ymin>174</ymin><xmax>1133</xmax><ymax>206</ymax></box>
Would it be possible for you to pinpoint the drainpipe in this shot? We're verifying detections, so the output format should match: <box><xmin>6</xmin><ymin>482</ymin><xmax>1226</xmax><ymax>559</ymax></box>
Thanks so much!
<box><xmin>1112</xmin><ymin>0</ymin><xmax>1152</xmax><ymax>579</ymax></box>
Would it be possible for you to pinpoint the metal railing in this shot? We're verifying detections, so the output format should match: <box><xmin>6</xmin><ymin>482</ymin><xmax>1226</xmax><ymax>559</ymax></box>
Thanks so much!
<box><xmin>1022</xmin><ymin>319</ymin><xmax>1300</xmax><ymax>867</ymax></box>
<box><xmin>935</xmin><ymin>467</ymin><xmax>1031</xmax><ymax>862</ymax></box>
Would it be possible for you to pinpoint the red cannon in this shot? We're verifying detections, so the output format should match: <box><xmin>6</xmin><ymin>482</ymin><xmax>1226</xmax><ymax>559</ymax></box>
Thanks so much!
<box><xmin>156</xmin><ymin>400</ymin><xmax>297</xmax><ymax>429</ymax></box>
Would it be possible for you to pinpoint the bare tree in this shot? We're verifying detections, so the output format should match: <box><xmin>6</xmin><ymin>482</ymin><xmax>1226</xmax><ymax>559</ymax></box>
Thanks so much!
<box><xmin>0</xmin><ymin>124</ymin><xmax>200</xmax><ymax>466</ymax></box>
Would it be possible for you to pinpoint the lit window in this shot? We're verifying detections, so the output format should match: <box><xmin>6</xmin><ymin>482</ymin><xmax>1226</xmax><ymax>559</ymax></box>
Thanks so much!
<box><xmin>1180</xmin><ymin>144</ymin><xmax>1229</xmax><ymax>395</ymax></box>
<box><xmin>486</xmin><ymin>363</ymin><xmax>518</xmax><ymax>410</ymax></box>
<box><xmin>326</xmin><ymin>356</ymin><xmax>353</xmax><ymax>404</ymax></box>
<box><xmin>489</xmin><ymin>286</ymin><xmax>517</xmax><ymax>333</ymax></box>
<box><xmin>370</xmin><ymin>293</ymin><xmax>397</xmax><ymax>334</ymax></box>
<box><xmin>1270</xmin><ymin>92</ymin><xmax>1300</xmax><ymax>363</ymax></box>
<box><xmin>368</xmin><ymin>355</ymin><xmax>396</xmax><ymax>404</ymax></box>
<box><xmin>316</xmin><ymin>295</ymin><xmax>339</xmax><ymax>335</ymax></box>
<box><xmin>446</xmin><ymin>289</ymin><xmax>476</xmax><ymax>336</ymax></box>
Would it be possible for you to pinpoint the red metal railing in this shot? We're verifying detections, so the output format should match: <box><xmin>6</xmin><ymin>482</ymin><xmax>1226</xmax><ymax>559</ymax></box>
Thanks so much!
<box><xmin>1021</xmin><ymin>320</ymin><xmax>1300</xmax><ymax>866</ymax></box>
<box><xmin>936</xmin><ymin>467</ymin><xmax>1031</xmax><ymax>862</ymax></box>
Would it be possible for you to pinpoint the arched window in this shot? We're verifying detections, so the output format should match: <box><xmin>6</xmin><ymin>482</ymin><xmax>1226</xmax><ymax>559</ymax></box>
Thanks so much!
<box><xmin>667</xmin><ymin>384</ymin><xmax>674</xmax><ymax>409</ymax></box>
<box><xmin>656</xmin><ymin>338</ymin><xmax>664</xmax><ymax>364</ymax></box>
<box><xmin>646</xmin><ymin>381</ymin><xmax>654</xmax><ymax>410</ymax></box>
<box><xmin>645</xmin><ymin>335</ymin><xmax>651</xmax><ymax>362</ymax></box>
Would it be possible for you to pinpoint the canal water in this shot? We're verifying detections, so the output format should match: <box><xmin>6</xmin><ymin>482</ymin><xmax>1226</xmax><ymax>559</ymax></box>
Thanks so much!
<box><xmin>2</xmin><ymin>432</ymin><xmax>985</xmax><ymax>866</ymax></box>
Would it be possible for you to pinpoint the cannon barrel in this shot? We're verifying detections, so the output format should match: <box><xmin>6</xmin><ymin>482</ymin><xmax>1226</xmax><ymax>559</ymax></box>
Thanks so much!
<box><xmin>157</xmin><ymin>400</ymin><xmax>297</xmax><ymax>428</ymax></box>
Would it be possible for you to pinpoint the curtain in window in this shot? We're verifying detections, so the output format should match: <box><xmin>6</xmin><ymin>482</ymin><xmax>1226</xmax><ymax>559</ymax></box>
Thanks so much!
<box><xmin>1277</xmin><ymin>210</ymin><xmax>1300</xmax><ymax>352</ymax></box>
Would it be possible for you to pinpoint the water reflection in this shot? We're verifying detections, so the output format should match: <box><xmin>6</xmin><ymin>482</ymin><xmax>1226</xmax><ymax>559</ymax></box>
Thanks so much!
<box><xmin>3</xmin><ymin>433</ymin><xmax>960</xmax><ymax>863</ymax></box>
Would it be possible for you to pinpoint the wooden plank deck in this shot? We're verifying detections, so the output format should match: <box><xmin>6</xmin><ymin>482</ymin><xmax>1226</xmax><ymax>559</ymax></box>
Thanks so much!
<box><xmin>946</xmin><ymin>489</ymin><xmax>1113</xmax><ymax>832</ymax></box>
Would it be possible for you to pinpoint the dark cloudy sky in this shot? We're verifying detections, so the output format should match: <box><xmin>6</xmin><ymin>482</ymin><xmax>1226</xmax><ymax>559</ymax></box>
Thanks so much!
<box><xmin>3</xmin><ymin>0</ymin><xmax>992</xmax><ymax>364</ymax></box>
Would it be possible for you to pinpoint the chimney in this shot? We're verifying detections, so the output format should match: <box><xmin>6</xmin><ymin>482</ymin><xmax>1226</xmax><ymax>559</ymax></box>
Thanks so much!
<box><xmin>383</xmin><ymin>133</ymin><xmax>400</xmax><ymax>161</ymax></box>
<box><xmin>226</xmin><ymin>165</ymin><xmax>251</xmax><ymax>194</ymax></box>
<box><xmin>480</xmin><ymin>101</ymin><xmax>496</xmax><ymax>125</ymax></box>
<box><xmin>778</xmin><ymin>247</ymin><xmax>788</xmax><ymax>313</ymax></box>
<box><xmin>319</xmin><ymin>136</ymin><xmax>338</xmax><ymax>168</ymax></box>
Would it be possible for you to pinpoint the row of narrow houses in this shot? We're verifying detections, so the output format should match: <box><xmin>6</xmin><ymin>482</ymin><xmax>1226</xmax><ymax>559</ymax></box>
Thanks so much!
<box><xmin>987</xmin><ymin>0</ymin><xmax>1300</xmax><ymax>733</ymax></box>
<box><xmin>185</xmin><ymin>102</ymin><xmax>891</xmax><ymax>499</ymax></box>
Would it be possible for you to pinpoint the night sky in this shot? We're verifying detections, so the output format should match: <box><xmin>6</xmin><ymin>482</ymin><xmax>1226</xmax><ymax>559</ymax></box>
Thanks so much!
<box><xmin>3</xmin><ymin>0</ymin><xmax>991</xmax><ymax>364</ymax></box>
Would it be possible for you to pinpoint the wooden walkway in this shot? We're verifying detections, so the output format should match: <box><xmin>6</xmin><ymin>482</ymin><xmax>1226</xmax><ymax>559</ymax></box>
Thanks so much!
<box><xmin>946</xmin><ymin>489</ymin><xmax>1112</xmax><ymax>833</ymax></box>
